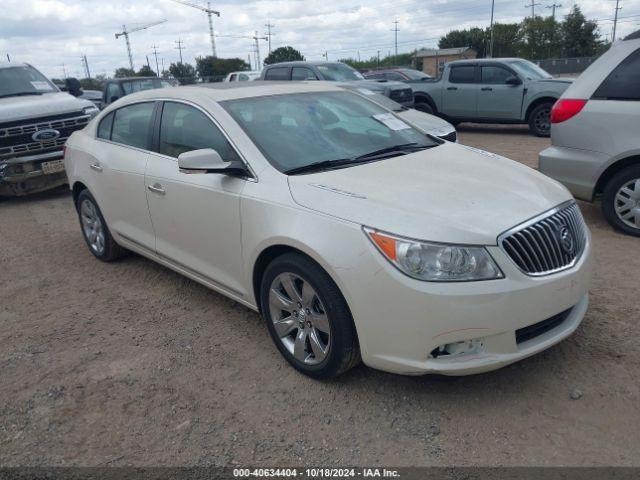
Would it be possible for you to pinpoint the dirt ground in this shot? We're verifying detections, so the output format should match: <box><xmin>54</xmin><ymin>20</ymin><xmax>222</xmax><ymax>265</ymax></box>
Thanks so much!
<box><xmin>1</xmin><ymin>125</ymin><xmax>639</xmax><ymax>467</ymax></box>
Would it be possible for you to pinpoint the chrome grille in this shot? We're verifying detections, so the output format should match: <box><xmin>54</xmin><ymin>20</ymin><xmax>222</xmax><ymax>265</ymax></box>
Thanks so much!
<box><xmin>499</xmin><ymin>202</ymin><xmax>587</xmax><ymax>276</ymax></box>
<box><xmin>0</xmin><ymin>112</ymin><xmax>89</xmax><ymax>139</ymax></box>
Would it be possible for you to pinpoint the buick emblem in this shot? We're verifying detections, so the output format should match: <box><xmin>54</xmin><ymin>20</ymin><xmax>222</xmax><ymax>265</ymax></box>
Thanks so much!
<box><xmin>558</xmin><ymin>226</ymin><xmax>575</xmax><ymax>255</ymax></box>
<box><xmin>32</xmin><ymin>129</ymin><xmax>60</xmax><ymax>142</ymax></box>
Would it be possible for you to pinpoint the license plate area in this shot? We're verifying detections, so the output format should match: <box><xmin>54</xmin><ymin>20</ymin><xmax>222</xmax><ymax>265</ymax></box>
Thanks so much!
<box><xmin>41</xmin><ymin>159</ymin><xmax>65</xmax><ymax>175</ymax></box>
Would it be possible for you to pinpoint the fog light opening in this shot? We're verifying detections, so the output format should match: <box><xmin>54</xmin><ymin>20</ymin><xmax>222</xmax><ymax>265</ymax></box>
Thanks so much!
<box><xmin>430</xmin><ymin>338</ymin><xmax>484</xmax><ymax>358</ymax></box>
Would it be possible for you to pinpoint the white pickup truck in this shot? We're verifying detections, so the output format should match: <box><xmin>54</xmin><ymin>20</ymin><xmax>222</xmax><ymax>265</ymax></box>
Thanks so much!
<box><xmin>0</xmin><ymin>63</ymin><xmax>99</xmax><ymax>196</ymax></box>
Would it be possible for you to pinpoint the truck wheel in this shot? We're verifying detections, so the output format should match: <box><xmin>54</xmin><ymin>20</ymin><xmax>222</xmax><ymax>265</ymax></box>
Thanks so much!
<box><xmin>414</xmin><ymin>102</ymin><xmax>434</xmax><ymax>115</ymax></box>
<box><xmin>602</xmin><ymin>165</ymin><xmax>640</xmax><ymax>237</ymax></box>
<box><xmin>528</xmin><ymin>102</ymin><xmax>553</xmax><ymax>137</ymax></box>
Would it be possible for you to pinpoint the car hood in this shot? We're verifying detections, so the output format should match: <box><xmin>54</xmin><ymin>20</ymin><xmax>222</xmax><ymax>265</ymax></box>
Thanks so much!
<box><xmin>0</xmin><ymin>92</ymin><xmax>93</xmax><ymax>123</ymax></box>
<box><xmin>396</xmin><ymin>109</ymin><xmax>455</xmax><ymax>136</ymax></box>
<box><xmin>288</xmin><ymin>142</ymin><xmax>572</xmax><ymax>245</ymax></box>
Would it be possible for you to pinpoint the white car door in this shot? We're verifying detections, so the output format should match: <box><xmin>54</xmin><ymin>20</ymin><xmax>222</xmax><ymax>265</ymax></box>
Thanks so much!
<box><xmin>144</xmin><ymin>101</ymin><xmax>247</xmax><ymax>296</ymax></box>
<box><xmin>93</xmin><ymin>102</ymin><xmax>157</xmax><ymax>251</ymax></box>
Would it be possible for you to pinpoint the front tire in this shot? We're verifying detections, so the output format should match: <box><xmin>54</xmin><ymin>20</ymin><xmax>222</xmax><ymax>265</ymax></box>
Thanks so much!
<box><xmin>414</xmin><ymin>102</ymin><xmax>434</xmax><ymax>115</ymax></box>
<box><xmin>76</xmin><ymin>190</ymin><xmax>127</xmax><ymax>261</ymax></box>
<box><xmin>528</xmin><ymin>102</ymin><xmax>553</xmax><ymax>137</ymax></box>
<box><xmin>260</xmin><ymin>253</ymin><xmax>360</xmax><ymax>379</ymax></box>
<box><xmin>602</xmin><ymin>166</ymin><xmax>640</xmax><ymax>237</ymax></box>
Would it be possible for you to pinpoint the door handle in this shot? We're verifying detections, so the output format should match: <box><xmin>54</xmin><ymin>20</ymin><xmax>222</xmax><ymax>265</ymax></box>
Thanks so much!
<box><xmin>481</xmin><ymin>87</ymin><xmax>493</xmax><ymax>91</ymax></box>
<box><xmin>90</xmin><ymin>163</ymin><xmax>103</xmax><ymax>172</ymax></box>
<box><xmin>147</xmin><ymin>183</ymin><xmax>166</xmax><ymax>195</ymax></box>
<box><xmin>447</xmin><ymin>86</ymin><xmax>458</xmax><ymax>91</ymax></box>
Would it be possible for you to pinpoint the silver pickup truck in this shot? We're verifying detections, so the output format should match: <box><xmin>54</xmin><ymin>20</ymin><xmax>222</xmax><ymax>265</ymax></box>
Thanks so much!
<box><xmin>410</xmin><ymin>58</ymin><xmax>573</xmax><ymax>136</ymax></box>
<box><xmin>0</xmin><ymin>63</ymin><xmax>99</xmax><ymax>196</ymax></box>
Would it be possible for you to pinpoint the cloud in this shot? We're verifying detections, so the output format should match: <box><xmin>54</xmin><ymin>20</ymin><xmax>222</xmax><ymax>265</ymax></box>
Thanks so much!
<box><xmin>0</xmin><ymin>0</ymin><xmax>637</xmax><ymax>78</ymax></box>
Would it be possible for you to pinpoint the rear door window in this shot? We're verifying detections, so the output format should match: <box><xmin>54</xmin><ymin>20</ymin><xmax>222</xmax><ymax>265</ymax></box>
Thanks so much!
<box><xmin>593</xmin><ymin>48</ymin><xmax>640</xmax><ymax>100</ymax></box>
<box><xmin>264</xmin><ymin>67</ymin><xmax>290</xmax><ymax>80</ymax></box>
<box><xmin>111</xmin><ymin>102</ymin><xmax>155</xmax><ymax>149</ymax></box>
<box><xmin>449</xmin><ymin>66</ymin><xmax>476</xmax><ymax>84</ymax></box>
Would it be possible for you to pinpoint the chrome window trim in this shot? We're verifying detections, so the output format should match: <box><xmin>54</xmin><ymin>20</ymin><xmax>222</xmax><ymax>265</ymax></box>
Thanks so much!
<box><xmin>497</xmin><ymin>200</ymin><xmax>587</xmax><ymax>277</ymax></box>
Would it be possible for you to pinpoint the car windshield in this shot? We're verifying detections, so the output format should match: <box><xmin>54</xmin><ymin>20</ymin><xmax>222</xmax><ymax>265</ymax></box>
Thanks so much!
<box><xmin>401</xmin><ymin>69</ymin><xmax>431</xmax><ymax>80</ymax></box>
<box><xmin>222</xmin><ymin>91</ymin><xmax>438</xmax><ymax>173</ymax></box>
<box><xmin>316</xmin><ymin>64</ymin><xmax>365</xmax><ymax>81</ymax></box>
<box><xmin>0</xmin><ymin>66</ymin><xmax>57</xmax><ymax>98</ymax></box>
<box><xmin>508</xmin><ymin>60</ymin><xmax>552</xmax><ymax>80</ymax></box>
<box><xmin>121</xmin><ymin>78</ymin><xmax>173</xmax><ymax>94</ymax></box>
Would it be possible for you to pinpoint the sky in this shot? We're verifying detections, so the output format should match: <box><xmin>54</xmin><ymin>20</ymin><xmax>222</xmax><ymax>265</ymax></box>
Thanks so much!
<box><xmin>1</xmin><ymin>0</ymin><xmax>639</xmax><ymax>79</ymax></box>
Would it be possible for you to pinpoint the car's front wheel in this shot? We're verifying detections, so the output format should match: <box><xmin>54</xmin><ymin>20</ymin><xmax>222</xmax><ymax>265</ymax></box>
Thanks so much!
<box><xmin>260</xmin><ymin>253</ymin><xmax>360</xmax><ymax>379</ymax></box>
<box><xmin>528</xmin><ymin>102</ymin><xmax>553</xmax><ymax>137</ymax></box>
<box><xmin>76</xmin><ymin>189</ymin><xmax>127</xmax><ymax>261</ymax></box>
<box><xmin>602</xmin><ymin>166</ymin><xmax>640</xmax><ymax>237</ymax></box>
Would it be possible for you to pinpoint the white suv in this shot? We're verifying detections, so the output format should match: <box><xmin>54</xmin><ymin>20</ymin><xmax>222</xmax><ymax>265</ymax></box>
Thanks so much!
<box><xmin>540</xmin><ymin>31</ymin><xmax>640</xmax><ymax>236</ymax></box>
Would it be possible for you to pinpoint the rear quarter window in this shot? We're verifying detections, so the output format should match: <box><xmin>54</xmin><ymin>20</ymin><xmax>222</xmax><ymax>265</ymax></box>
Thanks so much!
<box><xmin>592</xmin><ymin>48</ymin><xmax>640</xmax><ymax>100</ymax></box>
<box><xmin>264</xmin><ymin>67</ymin><xmax>290</xmax><ymax>80</ymax></box>
<box><xmin>97</xmin><ymin>112</ymin><xmax>114</xmax><ymax>140</ymax></box>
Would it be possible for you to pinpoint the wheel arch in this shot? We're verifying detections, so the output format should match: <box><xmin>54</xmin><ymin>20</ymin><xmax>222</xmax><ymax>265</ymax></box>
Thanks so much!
<box><xmin>594</xmin><ymin>155</ymin><xmax>640</xmax><ymax>197</ymax></box>
<box><xmin>413</xmin><ymin>92</ymin><xmax>438</xmax><ymax>114</ymax></box>
<box><xmin>71</xmin><ymin>181</ymin><xmax>89</xmax><ymax>208</ymax></box>
<box><xmin>525</xmin><ymin>96</ymin><xmax>558</xmax><ymax>121</ymax></box>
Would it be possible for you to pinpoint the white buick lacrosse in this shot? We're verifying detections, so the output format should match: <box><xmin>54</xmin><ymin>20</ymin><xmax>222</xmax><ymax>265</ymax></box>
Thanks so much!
<box><xmin>64</xmin><ymin>82</ymin><xmax>592</xmax><ymax>378</ymax></box>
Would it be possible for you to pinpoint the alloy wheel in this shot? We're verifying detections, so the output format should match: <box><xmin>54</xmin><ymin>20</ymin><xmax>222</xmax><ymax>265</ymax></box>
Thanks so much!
<box><xmin>268</xmin><ymin>272</ymin><xmax>331</xmax><ymax>365</ymax></box>
<box><xmin>533</xmin><ymin>107</ymin><xmax>551</xmax><ymax>135</ymax></box>
<box><xmin>614</xmin><ymin>178</ymin><xmax>640</xmax><ymax>230</ymax></box>
<box><xmin>80</xmin><ymin>199</ymin><xmax>105</xmax><ymax>254</ymax></box>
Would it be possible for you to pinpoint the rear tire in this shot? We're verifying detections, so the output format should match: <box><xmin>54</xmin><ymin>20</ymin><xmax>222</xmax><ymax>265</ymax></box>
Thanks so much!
<box><xmin>76</xmin><ymin>190</ymin><xmax>127</xmax><ymax>261</ymax></box>
<box><xmin>528</xmin><ymin>102</ymin><xmax>553</xmax><ymax>137</ymax></box>
<box><xmin>260</xmin><ymin>252</ymin><xmax>360</xmax><ymax>379</ymax></box>
<box><xmin>602</xmin><ymin>165</ymin><xmax>640</xmax><ymax>237</ymax></box>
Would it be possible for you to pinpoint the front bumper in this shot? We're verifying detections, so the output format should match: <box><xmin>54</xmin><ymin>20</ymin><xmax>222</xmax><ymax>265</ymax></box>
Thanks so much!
<box><xmin>0</xmin><ymin>150</ymin><xmax>67</xmax><ymax>196</ymax></box>
<box><xmin>341</xmin><ymin>230</ymin><xmax>592</xmax><ymax>376</ymax></box>
<box><xmin>539</xmin><ymin>145</ymin><xmax>610</xmax><ymax>201</ymax></box>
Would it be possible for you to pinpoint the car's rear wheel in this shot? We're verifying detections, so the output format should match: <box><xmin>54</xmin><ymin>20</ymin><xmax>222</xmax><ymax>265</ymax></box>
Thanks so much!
<box><xmin>602</xmin><ymin>166</ymin><xmax>640</xmax><ymax>237</ymax></box>
<box><xmin>260</xmin><ymin>253</ymin><xmax>360</xmax><ymax>379</ymax></box>
<box><xmin>76</xmin><ymin>190</ymin><xmax>127</xmax><ymax>261</ymax></box>
<box><xmin>528</xmin><ymin>102</ymin><xmax>553</xmax><ymax>137</ymax></box>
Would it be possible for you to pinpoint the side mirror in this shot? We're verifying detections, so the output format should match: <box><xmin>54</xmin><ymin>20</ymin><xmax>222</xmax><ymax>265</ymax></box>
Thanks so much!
<box><xmin>178</xmin><ymin>148</ymin><xmax>248</xmax><ymax>177</ymax></box>
<box><xmin>65</xmin><ymin>77</ymin><xmax>83</xmax><ymax>97</ymax></box>
<box><xmin>505</xmin><ymin>75</ymin><xmax>522</xmax><ymax>86</ymax></box>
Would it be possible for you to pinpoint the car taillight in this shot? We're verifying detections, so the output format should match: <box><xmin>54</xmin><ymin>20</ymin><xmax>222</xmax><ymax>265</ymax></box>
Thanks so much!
<box><xmin>550</xmin><ymin>99</ymin><xmax>587</xmax><ymax>124</ymax></box>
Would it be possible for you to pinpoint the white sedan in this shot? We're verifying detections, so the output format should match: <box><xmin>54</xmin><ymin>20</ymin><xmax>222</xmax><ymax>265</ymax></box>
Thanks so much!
<box><xmin>64</xmin><ymin>82</ymin><xmax>592</xmax><ymax>379</ymax></box>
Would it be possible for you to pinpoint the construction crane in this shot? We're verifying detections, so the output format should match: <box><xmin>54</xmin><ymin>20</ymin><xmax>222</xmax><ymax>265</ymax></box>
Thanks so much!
<box><xmin>216</xmin><ymin>32</ymin><xmax>267</xmax><ymax>69</ymax></box>
<box><xmin>171</xmin><ymin>0</ymin><xmax>220</xmax><ymax>57</ymax></box>
<box><xmin>115</xmin><ymin>20</ymin><xmax>167</xmax><ymax>71</ymax></box>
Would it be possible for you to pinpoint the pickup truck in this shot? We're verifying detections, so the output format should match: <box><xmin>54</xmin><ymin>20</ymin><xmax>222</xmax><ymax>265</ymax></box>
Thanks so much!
<box><xmin>0</xmin><ymin>62</ymin><xmax>99</xmax><ymax>196</ymax></box>
<box><xmin>261</xmin><ymin>61</ymin><xmax>415</xmax><ymax>107</ymax></box>
<box><xmin>410</xmin><ymin>58</ymin><xmax>573</xmax><ymax>136</ymax></box>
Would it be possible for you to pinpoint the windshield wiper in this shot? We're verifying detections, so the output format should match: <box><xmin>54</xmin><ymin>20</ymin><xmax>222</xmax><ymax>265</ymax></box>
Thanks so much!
<box><xmin>354</xmin><ymin>143</ymin><xmax>432</xmax><ymax>161</ymax></box>
<box><xmin>284</xmin><ymin>158</ymin><xmax>357</xmax><ymax>175</ymax></box>
<box><xmin>0</xmin><ymin>91</ymin><xmax>44</xmax><ymax>99</ymax></box>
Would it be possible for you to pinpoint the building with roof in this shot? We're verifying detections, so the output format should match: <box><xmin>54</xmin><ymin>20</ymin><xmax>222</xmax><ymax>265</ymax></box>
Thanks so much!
<box><xmin>416</xmin><ymin>47</ymin><xmax>477</xmax><ymax>76</ymax></box>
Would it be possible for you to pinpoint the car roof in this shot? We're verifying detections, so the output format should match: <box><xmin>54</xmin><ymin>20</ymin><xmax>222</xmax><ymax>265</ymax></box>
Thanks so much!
<box><xmin>110</xmin><ymin>77</ymin><xmax>160</xmax><ymax>82</ymax></box>
<box><xmin>108</xmin><ymin>80</ymin><xmax>344</xmax><ymax>105</ymax></box>
<box><xmin>264</xmin><ymin>61</ymin><xmax>345</xmax><ymax>68</ymax></box>
<box><xmin>0</xmin><ymin>62</ymin><xmax>29</xmax><ymax>70</ymax></box>
<box><xmin>447</xmin><ymin>58</ymin><xmax>524</xmax><ymax>66</ymax></box>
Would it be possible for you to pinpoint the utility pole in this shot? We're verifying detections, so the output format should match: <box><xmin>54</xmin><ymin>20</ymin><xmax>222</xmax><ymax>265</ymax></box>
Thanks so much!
<box><xmin>146</xmin><ymin>55</ymin><xmax>151</xmax><ymax>70</ymax></box>
<box><xmin>175</xmin><ymin>39</ymin><xmax>185</xmax><ymax>64</ymax></box>
<box><xmin>525</xmin><ymin>1</ymin><xmax>541</xmax><ymax>18</ymax></box>
<box><xmin>62</xmin><ymin>63</ymin><xmax>68</xmax><ymax>79</ymax></box>
<box><xmin>546</xmin><ymin>2</ymin><xmax>562</xmax><ymax>20</ymax></box>
<box><xmin>392</xmin><ymin>19</ymin><xmax>399</xmax><ymax>57</ymax></box>
<box><xmin>151</xmin><ymin>45</ymin><xmax>160</xmax><ymax>76</ymax></box>
<box><xmin>489</xmin><ymin>0</ymin><xmax>495</xmax><ymax>58</ymax></box>
<box><xmin>265</xmin><ymin>22</ymin><xmax>275</xmax><ymax>54</ymax></box>
<box><xmin>612</xmin><ymin>0</ymin><xmax>622</xmax><ymax>42</ymax></box>
<box><xmin>377</xmin><ymin>50</ymin><xmax>380</xmax><ymax>67</ymax></box>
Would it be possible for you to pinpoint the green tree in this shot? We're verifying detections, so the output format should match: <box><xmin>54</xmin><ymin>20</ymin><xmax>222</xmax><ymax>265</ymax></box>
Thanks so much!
<box><xmin>561</xmin><ymin>5</ymin><xmax>602</xmax><ymax>57</ymax></box>
<box><xmin>263</xmin><ymin>46</ymin><xmax>305</xmax><ymax>65</ymax></box>
<box><xmin>114</xmin><ymin>67</ymin><xmax>135</xmax><ymax>78</ymax></box>
<box><xmin>519</xmin><ymin>16</ymin><xmax>560</xmax><ymax>59</ymax></box>
<box><xmin>340</xmin><ymin>52</ymin><xmax>416</xmax><ymax>71</ymax></box>
<box><xmin>490</xmin><ymin>23</ymin><xmax>525</xmax><ymax>57</ymax></box>
<box><xmin>168</xmin><ymin>62</ymin><xmax>197</xmax><ymax>85</ymax></box>
<box><xmin>439</xmin><ymin>27</ymin><xmax>488</xmax><ymax>57</ymax></box>
<box><xmin>195</xmin><ymin>56</ymin><xmax>250</xmax><ymax>81</ymax></box>
<box><xmin>79</xmin><ymin>77</ymin><xmax>105</xmax><ymax>91</ymax></box>
<box><xmin>137</xmin><ymin>65</ymin><xmax>157</xmax><ymax>77</ymax></box>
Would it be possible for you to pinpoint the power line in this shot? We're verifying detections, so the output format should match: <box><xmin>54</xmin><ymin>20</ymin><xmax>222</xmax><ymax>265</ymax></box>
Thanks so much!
<box><xmin>524</xmin><ymin>1</ymin><xmax>542</xmax><ymax>18</ymax></box>
<box><xmin>546</xmin><ymin>2</ymin><xmax>562</xmax><ymax>20</ymax></box>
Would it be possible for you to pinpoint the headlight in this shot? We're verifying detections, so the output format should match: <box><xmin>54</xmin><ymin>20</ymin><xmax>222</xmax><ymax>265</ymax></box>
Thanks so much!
<box><xmin>82</xmin><ymin>106</ymin><xmax>99</xmax><ymax>119</ymax></box>
<box><xmin>364</xmin><ymin>228</ymin><xmax>503</xmax><ymax>282</ymax></box>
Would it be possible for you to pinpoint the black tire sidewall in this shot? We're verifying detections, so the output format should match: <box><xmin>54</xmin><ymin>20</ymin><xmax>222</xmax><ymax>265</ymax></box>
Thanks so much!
<box><xmin>414</xmin><ymin>102</ymin><xmax>434</xmax><ymax>115</ymax></box>
<box><xmin>529</xmin><ymin>103</ymin><xmax>552</xmax><ymax>137</ymax></box>
<box><xmin>602</xmin><ymin>166</ymin><xmax>640</xmax><ymax>237</ymax></box>
<box><xmin>259</xmin><ymin>253</ymin><xmax>358</xmax><ymax>379</ymax></box>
